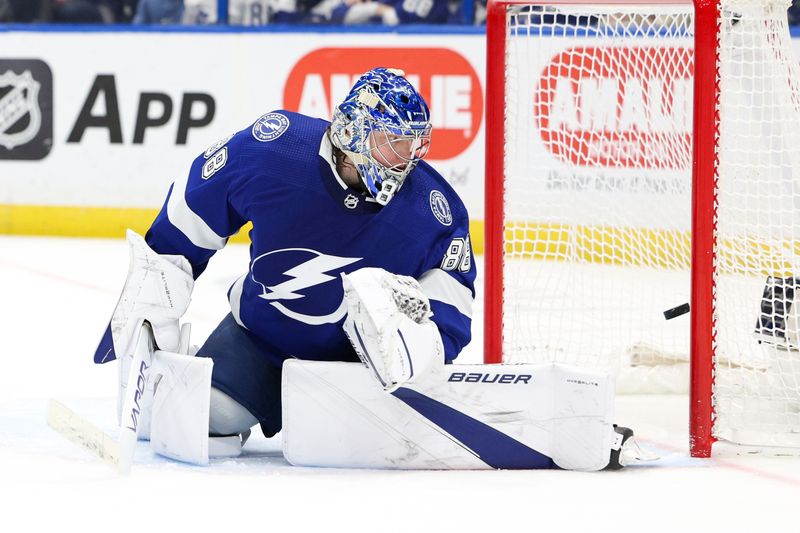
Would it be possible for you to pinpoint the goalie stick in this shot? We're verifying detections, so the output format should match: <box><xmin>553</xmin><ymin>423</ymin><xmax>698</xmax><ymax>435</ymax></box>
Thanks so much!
<box><xmin>48</xmin><ymin>322</ymin><xmax>158</xmax><ymax>474</ymax></box>
<box><xmin>49</xmin><ymin>323</ymin><xmax>235</xmax><ymax>471</ymax></box>
<box><xmin>47</xmin><ymin>398</ymin><xmax>120</xmax><ymax>468</ymax></box>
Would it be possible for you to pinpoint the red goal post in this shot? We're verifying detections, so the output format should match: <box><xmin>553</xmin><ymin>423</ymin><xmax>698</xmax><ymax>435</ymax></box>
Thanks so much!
<box><xmin>484</xmin><ymin>0</ymin><xmax>800</xmax><ymax>458</ymax></box>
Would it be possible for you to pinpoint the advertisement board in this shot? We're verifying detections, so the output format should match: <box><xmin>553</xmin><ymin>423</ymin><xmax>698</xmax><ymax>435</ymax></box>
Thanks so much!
<box><xmin>0</xmin><ymin>31</ymin><xmax>485</xmax><ymax>240</ymax></box>
<box><xmin>4</xmin><ymin>29</ymin><xmax>800</xmax><ymax>247</ymax></box>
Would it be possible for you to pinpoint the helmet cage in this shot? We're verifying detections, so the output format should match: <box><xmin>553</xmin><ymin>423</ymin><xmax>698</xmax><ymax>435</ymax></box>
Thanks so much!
<box><xmin>331</xmin><ymin>68</ymin><xmax>431</xmax><ymax>205</ymax></box>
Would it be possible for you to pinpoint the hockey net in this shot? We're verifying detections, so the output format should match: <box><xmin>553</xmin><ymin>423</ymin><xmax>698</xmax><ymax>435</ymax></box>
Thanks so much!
<box><xmin>485</xmin><ymin>0</ymin><xmax>800</xmax><ymax>454</ymax></box>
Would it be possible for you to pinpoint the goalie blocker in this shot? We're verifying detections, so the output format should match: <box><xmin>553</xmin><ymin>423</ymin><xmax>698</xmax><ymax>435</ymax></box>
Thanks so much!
<box><xmin>282</xmin><ymin>360</ymin><xmax>630</xmax><ymax>471</ymax></box>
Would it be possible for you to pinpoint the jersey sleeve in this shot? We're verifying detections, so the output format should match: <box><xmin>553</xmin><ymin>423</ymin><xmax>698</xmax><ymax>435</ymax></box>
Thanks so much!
<box><xmin>145</xmin><ymin>131</ymin><xmax>249</xmax><ymax>277</ymax></box>
<box><xmin>419</xmin><ymin>215</ymin><xmax>476</xmax><ymax>363</ymax></box>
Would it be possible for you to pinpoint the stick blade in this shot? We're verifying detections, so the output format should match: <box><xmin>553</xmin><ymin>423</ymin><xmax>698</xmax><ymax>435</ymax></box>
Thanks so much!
<box><xmin>47</xmin><ymin>398</ymin><xmax>120</xmax><ymax>468</ymax></box>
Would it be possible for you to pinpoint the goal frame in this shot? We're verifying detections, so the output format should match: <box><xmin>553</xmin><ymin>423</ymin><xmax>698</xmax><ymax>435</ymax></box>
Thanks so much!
<box><xmin>483</xmin><ymin>0</ymin><xmax>718</xmax><ymax>457</ymax></box>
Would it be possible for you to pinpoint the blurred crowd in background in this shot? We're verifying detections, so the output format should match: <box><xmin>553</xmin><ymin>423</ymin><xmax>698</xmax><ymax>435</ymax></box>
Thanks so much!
<box><xmin>3</xmin><ymin>1</ymin><xmax>800</xmax><ymax>27</ymax></box>
<box><xmin>0</xmin><ymin>0</ymin><xmax>486</xmax><ymax>25</ymax></box>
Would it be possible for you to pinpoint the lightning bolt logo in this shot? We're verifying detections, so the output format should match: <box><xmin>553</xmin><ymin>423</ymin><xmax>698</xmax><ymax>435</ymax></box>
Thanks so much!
<box><xmin>251</xmin><ymin>112</ymin><xmax>290</xmax><ymax>142</ymax></box>
<box><xmin>251</xmin><ymin>248</ymin><xmax>362</xmax><ymax>325</ymax></box>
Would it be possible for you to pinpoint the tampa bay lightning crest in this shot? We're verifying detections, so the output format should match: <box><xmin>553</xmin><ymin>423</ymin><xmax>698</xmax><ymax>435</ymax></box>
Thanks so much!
<box><xmin>250</xmin><ymin>248</ymin><xmax>362</xmax><ymax>325</ymax></box>
<box><xmin>430</xmin><ymin>190</ymin><xmax>452</xmax><ymax>226</ymax></box>
<box><xmin>252</xmin><ymin>112</ymin><xmax>290</xmax><ymax>142</ymax></box>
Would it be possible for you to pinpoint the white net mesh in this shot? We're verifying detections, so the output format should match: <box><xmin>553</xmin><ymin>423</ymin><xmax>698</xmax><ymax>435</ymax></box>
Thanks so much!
<box><xmin>714</xmin><ymin>0</ymin><xmax>800</xmax><ymax>446</ymax></box>
<box><xmin>503</xmin><ymin>4</ymin><xmax>694</xmax><ymax>389</ymax></box>
<box><xmin>499</xmin><ymin>0</ymin><xmax>800</xmax><ymax>446</ymax></box>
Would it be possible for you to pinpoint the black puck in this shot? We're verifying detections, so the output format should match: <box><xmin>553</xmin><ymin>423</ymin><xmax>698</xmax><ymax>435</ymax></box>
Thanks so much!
<box><xmin>664</xmin><ymin>303</ymin><xmax>690</xmax><ymax>320</ymax></box>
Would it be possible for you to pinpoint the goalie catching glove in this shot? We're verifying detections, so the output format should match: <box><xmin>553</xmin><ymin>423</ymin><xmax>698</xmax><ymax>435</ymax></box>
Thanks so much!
<box><xmin>342</xmin><ymin>267</ymin><xmax>444</xmax><ymax>392</ymax></box>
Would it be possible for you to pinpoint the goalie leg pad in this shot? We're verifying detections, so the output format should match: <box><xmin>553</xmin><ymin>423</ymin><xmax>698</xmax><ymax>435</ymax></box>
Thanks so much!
<box><xmin>118</xmin><ymin>323</ymin><xmax>193</xmax><ymax>440</ymax></box>
<box><xmin>149</xmin><ymin>350</ymin><xmax>214</xmax><ymax>465</ymax></box>
<box><xmin>282</xmin><ymin>360</ymin><xmax>617</xmax><ymax>471</ymax></box>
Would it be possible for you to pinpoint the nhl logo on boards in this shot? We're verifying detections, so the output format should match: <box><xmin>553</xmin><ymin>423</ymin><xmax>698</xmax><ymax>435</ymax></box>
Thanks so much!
<box><xmin>344</xmin><ymin>194</ymin><xmax>359</xmax><ymax>209</ymax></box>
<box><xmin>0</xmin><ymin>60</ymin><xmax>53</xmax><ymax>160</ymax></box>
<box><xmin>429</xmin><ymin>190</ymin><xmax>452</xmax><ymax>226</ymax></box>
<box><xmin>252</xmin><ymin>112</ymin><xmax>290</xmax><ymax>142</ymax></box>
<box><xmin>0</xmin><ymin>71</ymin><xmax>39</xmax><ymax>149</ymax></box>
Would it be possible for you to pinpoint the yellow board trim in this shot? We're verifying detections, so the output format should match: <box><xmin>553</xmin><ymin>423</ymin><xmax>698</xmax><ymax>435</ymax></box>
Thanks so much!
<box><xmin>1</xmin><ymin>205</ymin><xmax>161</xmax><ymax>239</ymax></box>
<box><xmin>0</xmin><ymin>204</ymin><xmax>487</xmax><ymax>253</ymax></box>
<box><xmin>2</xmin><ymin>205</ymin><xmax>797</xmax><ymax>276</ymax></box>
<box><xmin>502</xmin><ymin>222</ymin><xmax>798</xmax><ymax>277</ymax></box>
<box><xmin>504</xmin><ymin>222</ymin><xmax>691</xmax><ymax>269</ymax></box>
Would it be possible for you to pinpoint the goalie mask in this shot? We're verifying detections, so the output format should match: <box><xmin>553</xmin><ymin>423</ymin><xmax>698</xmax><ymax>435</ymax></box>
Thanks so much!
<box><xmin>330</xmin><ymin>67</ymin><xmax>432</xmax><ymax>206</ymax></box>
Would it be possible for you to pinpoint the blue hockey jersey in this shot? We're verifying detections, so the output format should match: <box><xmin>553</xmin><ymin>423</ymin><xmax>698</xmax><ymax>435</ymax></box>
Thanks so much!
<box><xmin>97</xmin><ymin>111</ymin><xmax>475</xmax><ymax>368</ymax></box>
<box><xmin>380</xmin><ymin>0</ymin><xmax>453</xmax><ymax>24</ymax></box>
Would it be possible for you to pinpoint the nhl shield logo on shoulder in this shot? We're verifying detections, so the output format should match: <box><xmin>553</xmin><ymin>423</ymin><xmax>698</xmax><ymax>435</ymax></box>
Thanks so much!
<box><xmin>0</xmin><ymin>60</ymin><xmax>53</xmax><ymax>160</ymax></box>
<box><xmin>252</xmin><ymin>112</ymin><xmax>290</xmax><ymax>142</ymax></box>
<box><xmin>344</xmin><ymin>194</ymin><xmax>359</xmax><ymax>209</ymax></box>
<box><xmin>430</xmin><ymin>190</ymin><xmax>452</xmax><ymax>226</ymax></box>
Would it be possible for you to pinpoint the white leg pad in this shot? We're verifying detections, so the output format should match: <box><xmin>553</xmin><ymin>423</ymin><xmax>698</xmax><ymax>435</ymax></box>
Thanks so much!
<box><xmin>282</xmin><ymin>360</ymin><xmax>617</xmax><ymax>471</ymax></box>
<box><xmin>118</xmin><ymin>322</ymin><xmax>193</xmax><ymax>441</ymax></box>
<box><xmin>149</xmin><ymin>350</ymin><xmax>214</xmax><ymax>465</ymax></box>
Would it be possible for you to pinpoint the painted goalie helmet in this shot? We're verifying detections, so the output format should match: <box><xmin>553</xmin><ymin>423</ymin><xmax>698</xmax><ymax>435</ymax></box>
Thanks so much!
<box><xmin>330</xmin><ymin>67</ymin><xmax>432</xmax><ymax>205</ymax></box>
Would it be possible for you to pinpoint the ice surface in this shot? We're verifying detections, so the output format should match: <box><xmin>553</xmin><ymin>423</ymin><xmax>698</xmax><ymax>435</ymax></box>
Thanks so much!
<box><xmin>1</xmin><ymin>236</ymin><xmax>798</xmax><ymax>532</ymax></box>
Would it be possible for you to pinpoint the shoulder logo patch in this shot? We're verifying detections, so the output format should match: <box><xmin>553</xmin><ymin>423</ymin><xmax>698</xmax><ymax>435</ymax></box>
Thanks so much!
<box><xmin>430</xmin><ymin>190</ymin><xmax>452</xmax><ymax>226</ymax></box>
<box><xmin>252</xmin><ymin>112</ymin><xmax>290</xmax><ymax>142</ymax></box>
<box><xmin>344</xmin><ymin>194</ymin><xmax>359</xmax><ymax>209</ymax></box>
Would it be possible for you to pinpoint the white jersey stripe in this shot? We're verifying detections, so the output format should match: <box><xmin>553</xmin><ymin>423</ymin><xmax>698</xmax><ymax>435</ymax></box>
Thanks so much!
<box><xmin>418</xmin><ymin>269</ymin><xmax>473</xmax><ymax>319</ymax></box>
<box><xmin>167</xmin><ymin>173</ymin><xmax>227</xmax><ymax>250</ymax></box>
<box><xmin>229</xmin><ymin>274</ymin><xmax>248</xmax><ymax>329</ymax></box>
